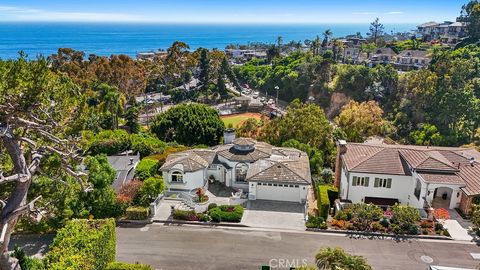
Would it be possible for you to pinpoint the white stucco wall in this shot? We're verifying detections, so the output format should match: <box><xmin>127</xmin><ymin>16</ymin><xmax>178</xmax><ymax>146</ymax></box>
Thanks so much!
<box><xmin>217</xmin><ymin>155</ymin><xmax>250</xmax><ymax>190</ymax></box>
<box><xmin>341</xmin><ymin>170</ymin><xmax>414</xmax><ymax>205</ymax></box>
<box><xmin>163</xmin><ymin>164</ymin><xmax>206</xmax><ymax>191</ymax></box>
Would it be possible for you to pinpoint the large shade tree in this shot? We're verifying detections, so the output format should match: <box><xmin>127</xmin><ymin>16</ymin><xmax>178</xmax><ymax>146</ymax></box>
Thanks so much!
<box><xmin>0</xmin><ymin>56</ymin><xmax>88</xmax><ymax>269</ymax></box>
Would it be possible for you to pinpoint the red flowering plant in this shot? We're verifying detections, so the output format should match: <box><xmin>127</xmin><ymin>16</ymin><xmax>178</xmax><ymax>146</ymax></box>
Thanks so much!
<box><xmin>117</xmin><ymin>180</ymin><xmax>144</xmax><ymax>205</ymax></box>
<box><xmin>383</xmin><ymin>209</ymin><xmax>393</xmax><ymax>219</ymax></box>
<box><xmin>433</xmin><ymin>208</ymin><xmax>450</xmax><ymax>220</ymax></box>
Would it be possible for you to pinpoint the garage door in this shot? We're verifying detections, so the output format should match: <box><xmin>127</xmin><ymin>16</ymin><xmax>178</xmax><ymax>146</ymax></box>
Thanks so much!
<box><xmin>255</xmin><ymin>182</ymin><xmax>301</xmax><ymax>202</ymax></box>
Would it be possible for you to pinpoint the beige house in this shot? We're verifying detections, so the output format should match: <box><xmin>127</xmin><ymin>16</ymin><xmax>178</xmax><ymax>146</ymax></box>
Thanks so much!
<box><xmin>394</xmin><ymin>50</ymin><xmax>431</xmax><ymax>70</ymax></box>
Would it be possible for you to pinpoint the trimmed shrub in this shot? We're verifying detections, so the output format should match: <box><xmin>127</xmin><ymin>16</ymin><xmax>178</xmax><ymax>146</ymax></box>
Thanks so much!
<box><xmin>305</xmin><ymin>215</ymin><xmax>326</xmax><ymax>229</ymax></box>
<box><xmin>125</xmin><ymin>206</ymin><xmax>150</xmax><ymax>220</ymax></box>
<box><xmin>131</xmin><ymin>133</ymin><xmax>167</xmax><ymax>158</ymax></box>
<box><xmin>87</xmin><ymin>129</ymin><xmax>132</xmax><ymax>156</ymax></box>
<box><xmin>106</xmin><ymin>262</ymin><xmax>154</xmax><ymax>270</ymax></box>
<box><xmin>135</xmin><ymin>159</ymin><xmax>160</xmax><ymax>180</ymax></box>
<box><xmin>334</xmin><ymin>211</ymin><xmax>348</xmax><ymax>221</ymax></box>
<box><xmin>317</xmin><ymin>185</ymin><xmax>338</xmax><ymax>219</ymax></box>
<box><xmin>45</xmin><ymin>219</ymin><xmax>116</xmax><ymax>270</ymax></box>
<box><xmin>379</xmin><ymin>218</ymin><xmax>390</xmax><ymax>228</ymax></box>
<box><xmin>207</xmin><ymin>203</ymin><xmax>218</xmax><ymax>211</ymax></box>
<box><xmin>137</xmin><ymin>176</ymin><xmax>165</xmax><ymax>206</ymax></box>
<box><xmin>209</xmin><ymin>205</ymin><xmax>244</xmax><ymax>222</ymax></box>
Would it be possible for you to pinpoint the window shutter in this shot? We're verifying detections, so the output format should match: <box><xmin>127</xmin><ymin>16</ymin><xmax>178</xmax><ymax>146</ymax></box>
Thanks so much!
<box><xmin>374</xmin><ymin>178</ymin><xmax>379</xmax><ymax>188</ymax></box>
<box><xmin>352</xmin><ymin>176</ymin><xmax>357</xmax><ymax>186</ymax></box>
<box><xmin>387</xmin><ymin>178</ymin><xmax>392</xmax><ymax>188</ymax></box>
<box><xmin>364</xmin><ymin>177</ymin><xmax>370</xmax><ymax>187</ymax></box>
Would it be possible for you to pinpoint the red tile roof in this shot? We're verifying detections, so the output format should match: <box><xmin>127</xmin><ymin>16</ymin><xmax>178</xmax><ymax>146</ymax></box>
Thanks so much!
<box><xmin>341</xmin><ymin>142</ymin><xmax>480</xmax><ymax>195</ymax></box>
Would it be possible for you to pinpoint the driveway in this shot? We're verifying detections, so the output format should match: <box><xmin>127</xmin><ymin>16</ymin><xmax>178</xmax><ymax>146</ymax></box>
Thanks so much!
<box><xmin>241</xmin><ymin>200</ymin><xmax>306</xmax><ymax>230</ymax></box>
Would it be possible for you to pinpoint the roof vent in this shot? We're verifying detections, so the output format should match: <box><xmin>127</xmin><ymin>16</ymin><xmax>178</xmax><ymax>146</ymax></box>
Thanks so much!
<box><xmin>469</xmin><ymin>157</ymin><xmax>475</xmax><ymax>167</ymax></box>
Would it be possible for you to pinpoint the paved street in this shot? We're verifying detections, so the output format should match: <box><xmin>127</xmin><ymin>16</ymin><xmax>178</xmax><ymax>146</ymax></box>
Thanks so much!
<box><xmin>116</xmin><ymin>224</ymin><xmax>480</xmax><ymax>270</ymax></box>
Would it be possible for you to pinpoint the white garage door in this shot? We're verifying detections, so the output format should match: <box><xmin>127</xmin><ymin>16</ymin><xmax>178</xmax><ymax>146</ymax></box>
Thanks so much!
<box><xmin>255</xmin><ymin>182</ymin><xmax>301</xmax><ymax>202</ymax></box>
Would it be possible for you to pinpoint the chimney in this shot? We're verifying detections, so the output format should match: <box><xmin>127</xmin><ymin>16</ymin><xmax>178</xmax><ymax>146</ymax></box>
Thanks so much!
<box><xmin>223</xmin><ymin>128</ymin><xmax>236</xmax><ymax>144</ymax></box>
<box><xmin>334</xmin><ymin>140</ymin><xmax>348</xmax><ymax>188</ymax></box>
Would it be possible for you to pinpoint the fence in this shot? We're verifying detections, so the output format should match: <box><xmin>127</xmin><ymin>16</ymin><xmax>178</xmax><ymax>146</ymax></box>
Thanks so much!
<box><xmin>149</xmin><ymin>193</ymin><xmax>165</xmax><ymax>217</ymax></box>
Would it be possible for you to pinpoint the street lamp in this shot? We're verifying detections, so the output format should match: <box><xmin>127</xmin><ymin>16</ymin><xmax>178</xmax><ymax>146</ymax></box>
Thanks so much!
<box><xmin>274</xmin><ymin>86</ymin><xmax>279</xmax><ymax>106</ymax></box>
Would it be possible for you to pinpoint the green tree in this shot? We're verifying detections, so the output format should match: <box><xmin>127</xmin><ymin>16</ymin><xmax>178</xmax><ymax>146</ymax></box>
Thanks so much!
<box><xmin>151</xmin><ymin>103</ymin><xmax>225</xmax><ymax>146</ymax></box>
<box><xmin>124</xmin><ymin>105</ymin><xmax>140</xmax><ymax>134</ymax></box>
<box><xmin>79</xmin><ymin>155</ymin><xmax>121</xmax><ymax>219</ymax></box>
<box><xmin>349</xmin><ymin>203</ymin><xmax>383</xmax><ymax>231</ymax></box>
<box><xmin>315</xmin><ymin>247</ymin><xmax>372</xmax><ymax>270</ymax></box>
<box><xmin>459</xmin><ymin>0</ymin><xmax>480</xmax><ymax>42</ymax></box>
<box><xmin>198</xmin><ymin>48</ymin><xmax>211</xmax><ymax>92</ymax></box>
<box><xmin>0</xmin><ymin>55</ymin><xmax>88</xmax><ymax>269</ymax></box>
<box><xmin>471</xmin><ymin>204</ymin><xmax>480</xmax><ymax>233</ymax></box>
<box><xmin>409</xmin><ymin>124</ymin><xmax>444</xmax><ymax>146</ymax></box>
<box><xmin>335</xmin><ymin>101</ymin><xmax>387</xmax><ymax>142</ymax></box>
<box><xmin>391</xmin><ymin>203</ymin><xmax>421</xmax><ymax>229</ymax></box>
<box><xmin>322</xmin><ymin>29</ymin><xmax>333</xmax><ymax>48</ymax></box>
<box><xmin>368</xmin><ymin>18</ymin><xmax>384</xmax><ymax>45</ymax></box>
<box><xmin>137</xmin><ymin>176</ymin><xmax>165</xmax><ymax>207</ymax></box>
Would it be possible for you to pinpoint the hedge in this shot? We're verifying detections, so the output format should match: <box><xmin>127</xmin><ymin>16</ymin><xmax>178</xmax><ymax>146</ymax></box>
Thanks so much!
<box><xmin>172</xmin><ymin>209</ymin><xmax>209</xmax><ymax>222</ymax></box>
<box><xmin>209</xmin><ymin>205</ymin><xmax>244</xmax><ymax>222</ymax></box>
<box><xmin>135</xmin><ymin>159</ymin><xmax>159</xmax><ymax>180</ymax></box>
<box><xmin>126</xmin><ymin>206</ymin><xmax>150</xmax><ymax>220</ymax></box>
<box><xmin>317</xmin><ymin>185</ymin><xmax>338</xmax><ymax>219</ymax></box>
<box><xmin>106</xmin><ymin>262</ymin><xmax>154</xmax><ymax>270</ymax></box>
<box><xmin>45</xmin><ymin>219</ymin><xmax>116</xmax><ymax>270</ymax></box>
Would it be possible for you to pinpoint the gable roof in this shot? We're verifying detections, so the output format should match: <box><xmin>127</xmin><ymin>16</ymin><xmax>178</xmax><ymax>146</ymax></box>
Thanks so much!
<box><xmin>246</xmin><ymin>152</ymin><xmax>311</xmax><ymax>184</ymax></box>
<box><xmin>160</xmin><ymin>150</ymin><xmax>214</xmax><ymax>172</ymax></box>
<box><xmin>341</xmin><ymin>142</ymin><xmax>480</xmax><ymax>195</ymax></box>
<box><xmin>398</xmin><ymin>50</ymin><xmax>429</xmax><ymax>58</ymax></box>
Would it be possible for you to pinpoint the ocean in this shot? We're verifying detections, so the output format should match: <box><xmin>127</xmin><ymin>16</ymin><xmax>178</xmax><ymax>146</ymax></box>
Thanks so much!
<box><xmin>0</xmin><ymin>22</ymin><xmax>418</xmax><ymax>59</ymax></box>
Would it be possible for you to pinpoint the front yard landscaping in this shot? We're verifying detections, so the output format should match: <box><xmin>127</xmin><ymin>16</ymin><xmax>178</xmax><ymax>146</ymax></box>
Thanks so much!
<box><xmin>172</xmin><ymin>203</ymin><xmax>244</xmax><ymax>223</ymax></box>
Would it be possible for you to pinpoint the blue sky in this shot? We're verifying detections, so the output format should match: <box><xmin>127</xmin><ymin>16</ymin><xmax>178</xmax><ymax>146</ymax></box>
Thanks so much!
<box><xmin>0</xmin><ymin>0</ymin><xmax>468</xmax><ymax>23</ymax></box>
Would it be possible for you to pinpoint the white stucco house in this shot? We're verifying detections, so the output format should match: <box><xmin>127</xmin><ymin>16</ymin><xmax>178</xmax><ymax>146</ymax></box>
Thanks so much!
<box><xmin>160</xmin><ymin>133</ymin><xmax>311</xmax><ymax>203</ymax></box>
<box><xmin>334</xmin><ymin>140</ymin><xmax>480</xmax><ymax>214</ymax></box>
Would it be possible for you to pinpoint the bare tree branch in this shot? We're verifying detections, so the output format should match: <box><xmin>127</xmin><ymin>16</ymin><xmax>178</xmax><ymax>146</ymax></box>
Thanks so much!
<box><xmin>0</xmin><ymin>173</ymin><xmax>29</xmax><ymax>184</ymax></box>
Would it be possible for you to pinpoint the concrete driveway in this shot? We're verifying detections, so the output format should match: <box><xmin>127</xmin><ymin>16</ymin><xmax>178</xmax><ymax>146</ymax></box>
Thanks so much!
<box><xmin>241</xmin><ymin>200</ymin><xmax>306</xmax><ymax>230</ymax></box>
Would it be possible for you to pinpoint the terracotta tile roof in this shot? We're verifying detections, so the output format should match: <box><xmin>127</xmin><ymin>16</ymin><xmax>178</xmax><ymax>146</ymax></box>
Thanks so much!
<box><xmin>341</xmin><ymin>142</ymin><xmax>480</xmax><ymax>196</ymax></box>
<box><xmin>418</xmin><ymin>172</ymin><xmax>465</xmax><ymax>185</ymax></box>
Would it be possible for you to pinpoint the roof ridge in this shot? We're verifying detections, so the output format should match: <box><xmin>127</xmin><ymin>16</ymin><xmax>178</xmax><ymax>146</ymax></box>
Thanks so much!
<box><xmin>278</xmin><ymin>160</ymin><xmax>308</xmax><ymax>181</ymax></box>
<box><xmin>246</xmin><ymin>160</ymin><xmax>277</xmax><ymax>180</ymax></box>
<box><xmin>418</xmin><ymin>156</ymin><xmax>456</xmax><ymax>170</ymax></box>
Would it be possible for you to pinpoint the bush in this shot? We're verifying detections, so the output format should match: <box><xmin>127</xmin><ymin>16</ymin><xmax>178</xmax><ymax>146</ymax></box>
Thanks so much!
<box><xmin>379</xmin><ymin>218</ymin><xmax>390</xmax><ymax>228</ymax></box>
<box><xmin>306</xmin><ymin>215</ymin><xmax>326</xmax><ymax>229</ymax></box>
<box><xmin>422</xmin><ymin>229</ymin><xmax>429</xmax><ymax>235</ymax></box>
<box><xmin>371</xmin><ymin>222</ymin><xmax>385</xmax><ymax>232</ymax></box>
<box><xmin>131</xmin><ymin>133</ymin><xmax>167</xmax><ymax>158</ymax></box>
<box><xmin>317</xmin><ymin>185</ymin><xmax>338</xmax><ymax>219</ymax></box>
<box><xmin>125</xmin><ymin>206</ymin><xmax>150</xmax><ymax>220</ymax></box>
<box><xmin>117</xmin><ymin>180</ymin><xmax>144</xmax><ymax>205</ymax></box>
<box><xmin>207</xmin><ymin>203</ymin><xmax>218</xmax><ymax>211</ymax></box>
<box><xmin>435</xmin><ymin>222</ymin><xmax>444</xmax><ymax>231</ymax></box>
<box><xmin>208</xmin><ymin>205</ymin><xmax>244</xmax><ymax>222</ymax></box>
<box><xmin>135</xmin><ymin>159</ymin><xmax>159</xmax><ymax>180</ymax></box>
<box><xmin>137</xmin><ymin>176</ymin><xmax>165</xmax><ymax>206</ymax></box>
<box><xmin>391</xmin><ymin>203</ymin><xmax>421</xmax><ymax>229</ymax></box>
<box><xmin>12</xmin><ymin>247</ymin><xmax>45</xmax><ymax>270</ymax></box>
<box><xmin>87</xmin><ymin>129</ymin><xmax>132</xmax><ymax>156</ymax></box>
<box><xmin>443</xmin><ymin>229</ymin><xmax>450</xmax><ymax>237</ymax></box>
<box><xmin>391</xmin><ymin>224</ymin><xmax>403</xmax><ymax>235</ymax></box>
<box><xmin>45</xmin><ymin>219</ymin><xmax>116</xmax><ymax>270</ymax></box>
<box><xmin>172</xmin><ymin>209</ymin><xmax>207</xmax><ymax>221</ymax></box>
<box><xmin>106</xmin><ymin>262</ymin><xmax>154</xmax><ymax>270</ymax></box>
<box><xmin>420</xmin><ymin>220</ymin><xmax>433</xmax><ymax>228</ymax></box>
<box><xmin>331</xmin><ymin>219</ymin><xmax>346</xmax><ymax>229</ymax></box>
<box><xmin>334</xmin><ymin>211</ymin><xmax>348</xmax><ymax>221</ymax></box>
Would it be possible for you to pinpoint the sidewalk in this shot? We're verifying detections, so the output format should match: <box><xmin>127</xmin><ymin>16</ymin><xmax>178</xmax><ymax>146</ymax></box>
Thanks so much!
<box><xmin>443</xmin><ymin>219</ymin><xmax>473</xmax><ymax>241</ymax></box>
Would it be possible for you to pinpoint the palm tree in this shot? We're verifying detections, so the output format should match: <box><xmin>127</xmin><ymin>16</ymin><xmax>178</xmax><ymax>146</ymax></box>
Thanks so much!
<box><xmin>97</xmin><ymin>84</ymin><xmax>126</xmax><ymax>129</ymax></box>
<box><xmin>322</xmin><ymin>29</ymin><xmax>333</xmax><ymax>48</ymax></box>
<box><xmin>315</xmin><ymin>247</ymin><xmax>372</xmax><ymax>270</ymax></box>
<box><xmin>311</xmin><ymin>35</ymin><xmax>322</xmax><ymax>56</ymax></box>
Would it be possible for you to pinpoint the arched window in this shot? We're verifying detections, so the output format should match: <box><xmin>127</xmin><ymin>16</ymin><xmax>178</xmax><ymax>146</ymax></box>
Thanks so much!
<box><xmin>171</xmin><ymin>171</ymin><xmax>184</xmax><ymax>183</ymax></box>
<box><xmin>414</xmin><ymin>179</ymin><xmax>422</xmax><ymax>200</ymax></box>
<box><xmin>235</xmin><ymin>163</ymin><xmax>248</xmax><ymax>183</ymax></box>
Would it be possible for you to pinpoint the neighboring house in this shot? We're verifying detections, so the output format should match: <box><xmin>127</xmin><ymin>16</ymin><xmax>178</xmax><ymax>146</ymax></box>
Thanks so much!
<box><xmin>394</xmin><ymin>50</ymin><xmax>431</xmax><ymax>70</ymax></box>
<box><xmin>417</xmin><ymin>21</ymin><xmax>466</xmax><ymax>44</ymax></box>
<box><xmin>225</xmin><ymin>49</ymin><xmax>267</xmax><ymax>61</ymax></box>
<box><xmin>334</xmin><ymin>140</ymin><xmax>480</xmax><ymax>214</ymax></box>
<box><xmin>160</xmin><ymin>133</ymin><xmax>311</xmax><ymax>203</ymax></box>
<box><xmin>368</xmin><ymin>48</ymin><xmax>397</xmax><ymax>66</ymax></box>
<box><xmin>107</xmin><ymin>153</ymin><xmax>140</xmax><ymax>191</ymax></box>
<box><xmin>339</xmin><ymin>37</ymin><xmax>368</xmax><ymax>64</ymax></box>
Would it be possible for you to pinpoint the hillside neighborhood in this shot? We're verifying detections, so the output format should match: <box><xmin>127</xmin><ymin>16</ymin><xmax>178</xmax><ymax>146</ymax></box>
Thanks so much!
<box><xmin>1</xmin><ymin>1</ymin><xmax>480</xmax><ymax>270</ymax></box>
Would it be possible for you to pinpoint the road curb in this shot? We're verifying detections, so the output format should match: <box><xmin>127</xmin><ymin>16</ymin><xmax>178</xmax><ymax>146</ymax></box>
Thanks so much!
<box><xmin>306</xmin><ymin>228</ymin><xmax>453</xmax><ymax>241</ymax></box>
<box><xmin>116</xmin><ymin>219</ymin><xmax>249</xmax><ymax>228</ymax></box>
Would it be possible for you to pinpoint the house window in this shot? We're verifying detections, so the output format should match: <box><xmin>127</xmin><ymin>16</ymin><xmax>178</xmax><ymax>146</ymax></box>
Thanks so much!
<box><xmin>374</xmin><ymin>178</ymin><xmax>392</xmax><ymax>188</ymax></box>
<box><xmin>352</xmin><ymin>176</ymin><xmax>369</xmax><ymax>187</ymax></box>
<box><xmin>414</xmin><ymin>179</ymin><xmax>422</xmax><ymax>200</ymax></box>
<box><xmin>171</xmin><ymin>172</ymin><xmax>184</xmax><ymax>183</ymax></box>
<box><xmin>235</xmin><ymin>163</ymin><xmax>248</xmax><ymax>183</ymax></box>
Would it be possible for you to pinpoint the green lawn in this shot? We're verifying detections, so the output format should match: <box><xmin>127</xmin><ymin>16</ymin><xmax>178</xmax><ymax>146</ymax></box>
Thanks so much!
<box><xmin>222</xmin><ymin>115</ymin><xmax>249</xmax><ymax>127</ymax></box>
